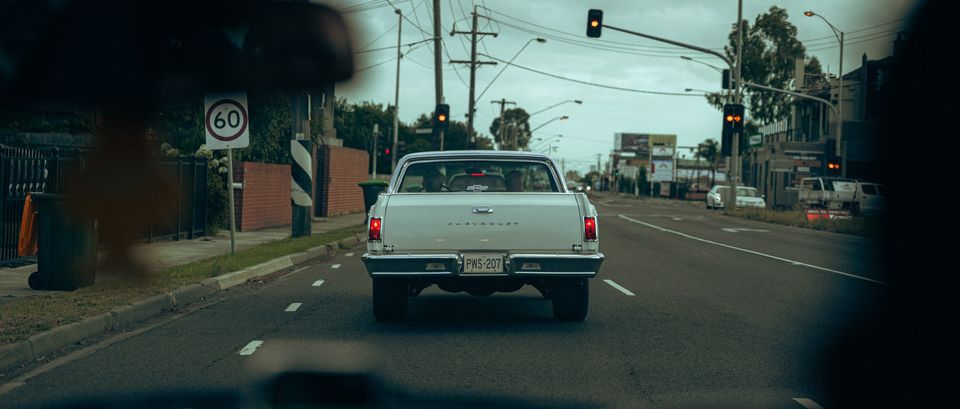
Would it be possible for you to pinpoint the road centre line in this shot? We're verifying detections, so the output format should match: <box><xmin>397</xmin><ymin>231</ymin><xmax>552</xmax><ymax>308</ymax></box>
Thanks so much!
<box><xmin>603</xmin><ymin>279</ymin><xmax>636</xmax><ymax>296</ymax></box>
<box><xmin>238</xmin><ymin>340</ymin><xmax>263</xmax><ymax>356</ymax></box>
<box><xmin>284</xmin><ymin>303</ymin><xmax>302</xmax><ymax>312</ymax></box>
<box><xmin>331</xmin><ymin>264</ymin><xmax>341</xmax><ymax>269</ymax></box>
<box><xmin>617</xmin><ymin>214</ymin><xmax>886</xmax><ymax>285</ymax></box>
<box><xmin>792</xmin><ymin>398</ymin><xmax>824</xmax><ymax>409</ymax></box>
<box><xmin>312</xmin><ymin>279</ymin><xmax>325</xmax><ymax>287</ymax></box>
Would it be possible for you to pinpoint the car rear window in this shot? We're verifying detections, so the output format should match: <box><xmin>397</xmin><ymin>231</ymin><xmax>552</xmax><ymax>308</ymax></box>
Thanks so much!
<box><xmin>861</xmin><ymin>184</ymin><xmax>877</xmax><ymax>195</ymax></box>
<box><xmin>398</xmin><ymin>160</ymin><xmax>559</xmax><ymax>193</ymax></box>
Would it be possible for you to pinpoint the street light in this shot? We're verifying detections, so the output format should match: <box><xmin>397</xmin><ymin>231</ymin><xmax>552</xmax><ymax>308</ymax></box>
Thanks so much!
<box><xmin>805</xmin><ymin>10</ymin><xmax>845</xmax><ymax>167</ymax></box>
<box><xmin>680</xmin><ymin>55</ymin><xmax>723</xmax><ymax>72</ymax></box>
<box><xmin>475</xmin><ymin>38</ymin><xmax>546</xmax><ymax>103</ymax></box>
<box><xmin>529</xmin><ymin>100</ymin><xmax>583</xmax><ymax>117</ymax></box>
<box><xmin>684</xmin><ymin>88</ymin><xmax>713</xmax><ymax>94</ymax></box>
<box><xmin>530</xmin><ymin>115</ymin><xmax>569</xmax><ymax>133</ymax></box>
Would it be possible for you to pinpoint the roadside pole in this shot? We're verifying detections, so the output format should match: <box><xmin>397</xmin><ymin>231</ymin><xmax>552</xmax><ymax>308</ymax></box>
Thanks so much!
<box><xmin>730</xmin><ymin>0</ymin><xmax>743</xmax><ymax>210</ymax></box>
<box><xmin>226</xmin><ymin>147</ymin><xmax>235</xmax><ymax>253</ymax></box>
<box><xmin>433</xmin><ymin>0</ymin><xmax>445</xmax><ymax>151</ymax></box>
<box><xmin>372</xmin><ymin>123</ymin><xmax>379</xmax><ymax>179</ymax></box>
<box><xmin>391</xmin><ymin>9</ymin><xmax>402</xmax><ymax>172</ymax></box>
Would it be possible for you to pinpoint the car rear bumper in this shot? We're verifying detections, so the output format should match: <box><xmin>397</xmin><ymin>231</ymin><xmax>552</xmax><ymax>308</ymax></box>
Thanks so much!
<box><xmin>361</xmin><ymin>253</ymin><xmax>604</xmax><ymax>278</ymax></box>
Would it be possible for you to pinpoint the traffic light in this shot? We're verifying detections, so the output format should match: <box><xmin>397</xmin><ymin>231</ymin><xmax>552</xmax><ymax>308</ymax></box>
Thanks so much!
<box><xmin>434</xmin><ymin>103</ymin><xmax>449</xmax><ymax>131</ymax></box>
<box><xmin>586</xmin><ymin>9</ymin><xmax>603</xmax><ymax>38</ymax></box>
<box><xmin>722</xmin><ymin>69</ymin><xmax>731</xmax><ymax>89</ymax></box>
<box><xmin>384</xmin><ymin>148</ymin><xmax>390</xmax><ymax>156</ymax></box>
<box><xmin>825</xmin><ymin>157</ymin><xmax>842</xmax><ymax>176</ymax></box>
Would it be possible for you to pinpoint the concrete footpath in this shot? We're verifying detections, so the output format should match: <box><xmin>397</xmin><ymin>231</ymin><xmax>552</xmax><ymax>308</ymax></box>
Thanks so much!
<box><xmin>0</xmin><ymin>213</ymin><xmax>366</xmax><ymax>305</ymax></box>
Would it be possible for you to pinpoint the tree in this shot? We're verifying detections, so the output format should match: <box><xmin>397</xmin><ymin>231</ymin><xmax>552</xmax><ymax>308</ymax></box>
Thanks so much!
<box><xmin>705</xmin><ymin>6</ymin><xmax>825</xmax><ymax>127</ymax></box>
<box><xmin>489</xmin><ymin>108</ymin><xmax>531</xmax><ymax>150</ymax></box>
<box><xmin>696</xmin><ymin>139</ymin><xmax>720</xmax><ymax>188</ymax></box>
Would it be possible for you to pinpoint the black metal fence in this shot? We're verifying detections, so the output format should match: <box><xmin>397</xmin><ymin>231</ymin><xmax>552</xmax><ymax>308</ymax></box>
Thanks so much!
<box><xmin>0</xmin><ymin>144</ymin><xmax>208</xmax><ymax>263</ymax></box>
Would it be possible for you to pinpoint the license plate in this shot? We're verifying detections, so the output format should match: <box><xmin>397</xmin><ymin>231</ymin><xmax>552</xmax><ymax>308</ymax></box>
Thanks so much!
<box><xmin>462</xmin><ymin>254</ymin><xmax>504</xmax><ymax>274</ymax></box>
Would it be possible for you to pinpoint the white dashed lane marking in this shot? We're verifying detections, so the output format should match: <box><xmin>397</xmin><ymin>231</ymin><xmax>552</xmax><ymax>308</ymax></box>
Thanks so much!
<box><xmin>793</xmin><ymin>398</ymin><xmax>824</xmax><ymax>409</ymax></box>
<box><xmin>312</xmin><ymin>280</ymin><xmax>325</xmax><ymax>287</ymax></box>
<box><xmin>285</xmin><ymin>303</ymin><xmax>302</xmax><ymax>312</ymax></box>
<box><xmin>603</xmin><ymin>279</ymin><xmax>636</xmax><ymax>296</ymax></box>
<box><xmin>238</xmin><ymin>341</ymin><xmax>263</xmax><ymax>356</ymax></box>
<box><xmin>331</xmin><ymin>264</ymin><xmax>341</xmax><ymax>269</ymax></box>
<box><xmin>345</xmin><ymin>253</ymin><xmax>354</xmax><ymax>257</ymax></box>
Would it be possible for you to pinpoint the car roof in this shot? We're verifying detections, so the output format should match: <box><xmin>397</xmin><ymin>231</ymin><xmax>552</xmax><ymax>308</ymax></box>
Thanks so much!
<box><xmin>399</xmin><ymin>150</ymin><xmax>553</xmax><ymax>163</ymax></box>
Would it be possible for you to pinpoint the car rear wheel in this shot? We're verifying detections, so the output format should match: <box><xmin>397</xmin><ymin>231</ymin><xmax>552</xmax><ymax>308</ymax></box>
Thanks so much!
<box><xmin>551</xmin><ymin>278</ymin><xmax>589</xmax><ymax>321</ymax></box>
<box><xmin>372</xmin><ymin>279</ymin><xmax>408</xmax><ymax>322</ymax></box>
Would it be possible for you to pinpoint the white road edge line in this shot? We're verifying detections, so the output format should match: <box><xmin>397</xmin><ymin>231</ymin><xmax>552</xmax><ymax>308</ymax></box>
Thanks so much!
<box><xmin>618</xmin><ymin>214</ymin><xmax>886</xmax><ymax>285</ymax></box>
<box><xmin>238</xmin><ymin>340</ymin><xmax>263</xmax><ymax>356</ymax></box>
<box><xmin>290</xmin><ymin>265</ymin><xmax>312</xmax><ymax>275</ymax></box>
<box><xmin>331</xmin><ymin>264</ymin><xmax>341</xmax><ymax>269</ymax></box>
<box><xmin>603</xmin><ymin>279</ymin><xmax>636</xmax><ymax>296</ymax></box>
<box><xmin>312</xmin><ymin>279</ymin><xmax>325</xmax><ymax>287</ymax></box>
<box><xmin>345</xmin><ymin>253</ymin><xmax>354</xmax><ymax>257</ymax></box>
<box><xmin>793</xmin><ymin>398</ymin><xmax>824</xmax><ymax>409</ymax></box>
<box><xmin>285</xmin><ymin>303</ymin><xmax>302</xmax><ymax>312</ymax></box>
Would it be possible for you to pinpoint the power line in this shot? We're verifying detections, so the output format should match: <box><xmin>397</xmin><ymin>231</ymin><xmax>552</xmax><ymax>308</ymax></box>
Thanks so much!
<box><xmin>359</xmin><ymin>22</ymin><xmax>399</xmax><ymax>51</ymax></box>
<box><xmin>479</xmin><ymin>53</ymin><xmax>704</xmax><ymax>97</ymax></box>
<box><xmin>354</xmin><ymin>38</ymin><xmax>435</xmax><ymax>54</ymax></box>
<box><xmin>354</xmin><ymin>41</ymin><xmax>431</xmax><ymax>73</ymax></box>
<box><xmin>806</xmin><ymin>30</ymin><xmax>902</xmax><ymax>52</ymax></box>
<box><xmin>804</xmin><ymin>26</ymin><xmax>904</xmax><ymax>48</ymax></box>
<box><xmin>340</xmin><ymin>0</ymin><xmax>412</xmax><ymax>14</ymax></box>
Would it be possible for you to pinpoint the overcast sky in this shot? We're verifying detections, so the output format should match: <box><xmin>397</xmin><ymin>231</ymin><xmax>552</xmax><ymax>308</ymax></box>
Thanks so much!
<box><xmin>328</xmin><ymin>0</ymin><xmax>918</xmax><ymax>174</ymax></box>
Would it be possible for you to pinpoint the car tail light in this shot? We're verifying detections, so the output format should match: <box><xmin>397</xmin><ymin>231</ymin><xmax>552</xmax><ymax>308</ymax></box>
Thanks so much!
<box><xmin>584</xmin><ymin>217</ymin><xmax>597</xmax><ymax>241</ymax></box>
<box><xmin>369</xmin><ymin>217</ymin><xmax>382</xmax><ymax>242</ymax></box>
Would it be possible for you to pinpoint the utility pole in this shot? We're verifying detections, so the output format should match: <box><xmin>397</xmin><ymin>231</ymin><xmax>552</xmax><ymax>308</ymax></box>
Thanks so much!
<box><xmin>371</xmin><ymin>123</ymin><xmax>379</xmax><ymax>179</ymax></box>
<box><xmin>491</xmin><ymin>98</ymin><xmax>515</xmax><ymax>150</ymax></box>
<box><xmin>730</xmin><ymin>0</ymin><xmax>743</xmax><ymax>210</ymax></box>
<box><xmin>391</xmin><ymin>9</ymin><xmax>402</xmax><ymax>172</ymax></box>
<box><xmin>451</xmin><ymin>5</ymin><xmax>497</xmax><ymax>149</ymax></box>
<box><xmin>433</xmin><ymin>0</ymin><xmax>445</xmax><ymax>150</ymax></box>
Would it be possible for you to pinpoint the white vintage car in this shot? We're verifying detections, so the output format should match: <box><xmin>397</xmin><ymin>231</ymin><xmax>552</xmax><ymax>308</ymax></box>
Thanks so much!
<box><xmin>362</xmin><ymin>151</ymin><xmax>604</xmax><ymax>321</ymax></box>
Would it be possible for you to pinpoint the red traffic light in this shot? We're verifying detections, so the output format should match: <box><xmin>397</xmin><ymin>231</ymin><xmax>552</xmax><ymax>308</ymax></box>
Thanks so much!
<box><xmin>385</xmin><ymin>148</ymin><xmax>390</xmax><ymax>155</ymax></box>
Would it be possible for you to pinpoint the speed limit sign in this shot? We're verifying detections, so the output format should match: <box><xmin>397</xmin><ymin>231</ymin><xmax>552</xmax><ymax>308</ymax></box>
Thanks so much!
<box><xmin>204</xmin><ymin>92</ymin><xmax>250</xmax><ymax>149</ymax></box>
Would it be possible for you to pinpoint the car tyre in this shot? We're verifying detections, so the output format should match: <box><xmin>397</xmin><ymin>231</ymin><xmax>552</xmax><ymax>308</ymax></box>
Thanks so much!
<box><xmin>372</xmin><ymin>279</ymin><xmax>408</xmax><ymax>322</ymax></box>
<box><xmin>551</xmin><ymin>278</ymin><xmax>589</xmax><ymax>321</ymax></box>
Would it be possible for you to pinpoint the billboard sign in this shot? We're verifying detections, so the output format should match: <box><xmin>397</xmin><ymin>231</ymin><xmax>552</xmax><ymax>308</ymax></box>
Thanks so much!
<box><xmin>652</xmin><ymin>146</ymin><xmax>674</xmax><ymax>156</ymax></box>
<box><xmin>615</xmin><ymin>133</ymin><xmax>650</xmax><ymax>156</ymax></box>
<box><xmin>651</xmin><ymin>159</ymin><xmax>674</xmax><ymax>182</ymax></box>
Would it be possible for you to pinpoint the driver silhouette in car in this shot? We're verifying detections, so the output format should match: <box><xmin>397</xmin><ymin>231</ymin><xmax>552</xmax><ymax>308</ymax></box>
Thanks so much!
<box><xmin>505</xmin><ymin>170</ymin><xmax>523</xmax><ymax>192</ymax></box>
<box><xmin>423</xmin><ymin>169</ymin><xmax>445</xmax><ymax>192</ymax></box>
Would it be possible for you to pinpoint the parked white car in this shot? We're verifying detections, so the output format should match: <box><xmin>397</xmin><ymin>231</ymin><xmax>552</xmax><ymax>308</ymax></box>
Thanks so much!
<box><xmin>706</xmin><ymin>185</ymin><xmax>766</xmax><ymax>209</ymax></box>
<box><xmin>854</xmin><ymin>182</ymin><xmax>886</xmax><ymax>216</ymax></box>
<box><xmin>362</xmin><ymin>151</ymin><xmax>604</xmax><ymax>322</ymax></box>
<box><xmin>798</xmin><ymin>177</ymin><xmax>858</xmax><ymax>210</ymax></box>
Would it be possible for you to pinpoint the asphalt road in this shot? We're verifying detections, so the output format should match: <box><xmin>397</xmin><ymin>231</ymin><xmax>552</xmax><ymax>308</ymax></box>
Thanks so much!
<box><xmin>0</xmin><ymin>196</ymin><xmax>885</xmax><ymax>409</ymax></box>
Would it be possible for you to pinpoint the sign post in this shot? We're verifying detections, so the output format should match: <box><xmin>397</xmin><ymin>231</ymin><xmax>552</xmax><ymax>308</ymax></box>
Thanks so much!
<box><xmin>204</xmin><ymin>92</ymin><xmax>250</xmax><ymax>254</ymax></box>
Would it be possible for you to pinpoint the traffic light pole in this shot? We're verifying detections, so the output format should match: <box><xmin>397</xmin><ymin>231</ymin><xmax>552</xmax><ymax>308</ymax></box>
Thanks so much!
<box><xmin>433</xmin><ymin>0</ymin><xmax>445</xmax><ymax>151</ymax></box>
<box><xmin>600</xmin><ymin>22</ymin><xmax>737</xmax><ymax>203</ymax></box>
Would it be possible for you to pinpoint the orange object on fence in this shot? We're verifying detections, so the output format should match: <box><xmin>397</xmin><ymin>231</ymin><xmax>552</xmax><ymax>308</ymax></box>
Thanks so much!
<box><xmin>18</xmin><ymin>192</ymin><xmax>39</xmax><ymax>256</ymax></box>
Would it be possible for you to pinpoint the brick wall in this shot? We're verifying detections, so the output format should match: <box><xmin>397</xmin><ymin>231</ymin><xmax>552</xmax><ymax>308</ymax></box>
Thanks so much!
<box><xmin>318</xmin><ymin>146</ymin><xmax>368</xmax><ymax>217</ymax></box>
<box><xmin>233</xmin><ymin>162</ymin><xmax>291</xmax><ymax>231</ymax></box>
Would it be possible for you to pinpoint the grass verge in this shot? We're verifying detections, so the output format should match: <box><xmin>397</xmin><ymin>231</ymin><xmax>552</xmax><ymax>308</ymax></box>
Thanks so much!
<box><xmin>723</xmin><ymin>208</ymin><xmax>883</xmax><ymax>238</ymax></box>
<box><xmin>0</xmin><ymin>225</ymin><xmax>364</xmax><ymax>345</ymax></box>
